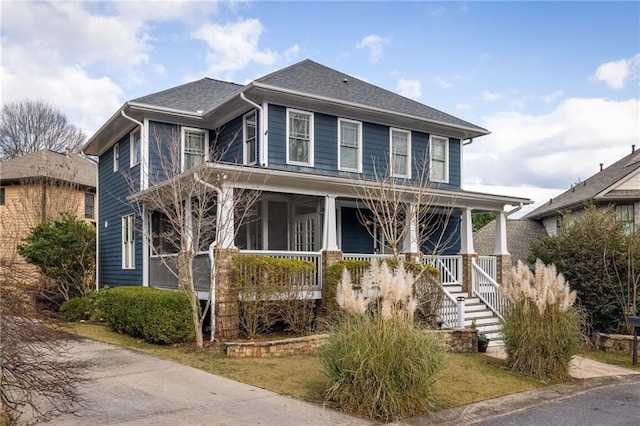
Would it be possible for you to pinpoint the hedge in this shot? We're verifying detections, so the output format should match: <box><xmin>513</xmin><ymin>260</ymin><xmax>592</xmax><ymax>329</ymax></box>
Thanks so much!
<box><xmin>101</xmin><ymin>287</ymin><xmax>195</xmax><ymax>344</ymax></box>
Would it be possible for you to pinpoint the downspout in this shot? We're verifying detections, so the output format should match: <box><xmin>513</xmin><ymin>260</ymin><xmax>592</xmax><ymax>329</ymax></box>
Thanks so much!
<box><xmin>239</xmin><ymin>92</ymin><xmax>266</xmax><ymax>166</ymax></box>
<box><xmin>194</xmin><ymin>172</ymin><xmax>222</xmax><ymax>342</ymax></box>
<box><xmin>506</xmin><ymin>202</ymin><xmax>524</xmax><ymax>217</ymax></box>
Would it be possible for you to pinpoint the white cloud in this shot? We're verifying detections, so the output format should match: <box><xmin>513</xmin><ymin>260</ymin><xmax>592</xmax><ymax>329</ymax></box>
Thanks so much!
<box><xmin>465</xmin><ymin>97</ymin><xmax>640</xmax><ymax>190</ymax></box>
<box><xmin>456</xmin><ymin>103</ymin><xmax>471</xmax><ymax>111</ymax></box>
<box><xmin>434</xmin><ymin>76</ymin><xmax>453</xmax><ymax>89</ymax></box>
<box><xmin>285</xmin><ymin>44</ymin><xmax>301</xmax><ymax>61</ymax></box>
<box><xmin>356</xmin><ymin>34</ymin><xmax>391</xmax><ymax>63</ymax></box>
<box><xmin>191</xmin><ymin>19</ymin><xmax>278</xmax><ymax>80</ymax></box>
<box><xmin>591</xmin><ymin>53</ymin><xmax>640</xmax><ymax>89</ymax></box>
<box><xmin>542</xmin><ymin>90</ymin><xmax>564</xmax><ymax>104</ymax></box>
<box><xmin>430</xmin><ymin>7</ymin><xmax>445</xmax><ymax>16</ymax></box>
<box><xmin>482</xmin><ymin>91</ymin><xmax>503</xmax><ymax>101</ymax></box>
<box><xmin>396</xmin><ymin>78</ymin><xmax>422</xmax><ymax>99</ymax></box>
<box><xmin>463</xmin><ymin>183</ymin><xmax>564</xmax><ymax>219</ymax></box>
<box><xmin>113</xmin><ymin>0</ymin><xmax>220</xmax><ymax>25</ymax></box>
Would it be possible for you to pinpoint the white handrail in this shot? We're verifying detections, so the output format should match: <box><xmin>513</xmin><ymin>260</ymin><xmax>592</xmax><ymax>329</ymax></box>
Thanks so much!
<box><xmin>472</xmin><ymin>259</ymin><xmax>505</xmax><ymax>321</ymax></box>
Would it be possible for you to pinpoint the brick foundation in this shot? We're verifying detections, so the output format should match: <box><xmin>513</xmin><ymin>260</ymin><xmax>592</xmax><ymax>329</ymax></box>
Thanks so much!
<box><xmin>595</xmin><ymin>332</ymin><xmax>636</xmax><ymax>354</ymax></box>
<box><xmin>460</xmin><ymin>253</ymin><xmax>478</xmax><ymax>295</ymax></box>
<box><xmin>495</xmin><ymin>254</ymin><xmax>512</xmax><ymax>286</ymax></box>
<box><xmin>215</xmin><ymin>247</ymin><xmax>240</xmax><ymax>340</ymax></box>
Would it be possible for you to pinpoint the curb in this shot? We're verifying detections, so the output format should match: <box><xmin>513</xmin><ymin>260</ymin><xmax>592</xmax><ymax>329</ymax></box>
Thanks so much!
<box><xmin>396</xmin><ymin>373</ymin><xmax>640</xmax><ymax>425</ymax></box>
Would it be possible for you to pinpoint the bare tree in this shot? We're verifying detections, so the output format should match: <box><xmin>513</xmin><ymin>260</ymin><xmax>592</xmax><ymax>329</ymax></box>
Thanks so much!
<box><xmin>0</xmin><ymin>272</ymin><xmax>85</xmax><ymax>424</ymax></box>
<box><xmin>350</xmin><ymin>154</ymin><xmax>457</xmax><ymax>261</ymax></box>
<box><xmin>127</xmin><ymin>127</ymin><xmax>261</xmax><ymax>348</ymax></box>
<box><xmin>0</xmin><ymin>99</ymin><xmax>86</xmax><ymax>160</ymax></box>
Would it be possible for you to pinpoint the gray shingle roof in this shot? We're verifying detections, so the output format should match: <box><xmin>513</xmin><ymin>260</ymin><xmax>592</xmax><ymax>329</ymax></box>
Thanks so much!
<box><xmin>131</xmin><ymin>78</ymin><xmax>243</xmax><ymax>113</ymax></box>
<box><xmin>0</xmin><ymin>149</ymin><xmax>96</xmax><ymax>188</ymax></box>
<box><xmin>525</xmin><ymin>148</ymin><xmax>640</xmax><ymax>219</ymax></box>
<box><xmin>474</xmin><ymin>219</ymin><xmax>548</xmax><ymax>265</ymax></box>
<box><xmin>255</xmin><ymin>60</ymin><xmax>487</xmax><ymax>132</ymax></box>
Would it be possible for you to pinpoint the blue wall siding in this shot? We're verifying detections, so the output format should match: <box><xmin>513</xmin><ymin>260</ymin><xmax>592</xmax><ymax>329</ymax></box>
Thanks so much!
<box><xmin>266</xmin><ymin>104</ymin><xmax>461</xmax><ymax>189</ymax></box>
<box><xmin>98</xmin><ymin>134</ymin><xmax>142</xmax><ymax>287</ymax></box>
<box><xmin>217</xmin><ymin>115</ymin><xmax>244</xmax><ymax>164</ymax></box>
<box><xmin>340</xmin><ymin>207</ymin><xmax>373</xmax><ymax>253</ymax></box>
<box><xmin>421</xmin><ymin>213</ymin><xmax>461</xmax><ymax>256</ymax></box>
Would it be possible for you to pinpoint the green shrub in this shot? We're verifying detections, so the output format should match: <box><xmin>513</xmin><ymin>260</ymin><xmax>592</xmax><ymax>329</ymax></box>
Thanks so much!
<box><xmin>501</xmin><ymin>260</ymin><xmax>583</xmax><ymax>382</ymax></box>
<box><xmin>101</xmin><ymin>287</ymin><xmax>194</xmax><ymax>344</ymax></box>
<box><xmin>59</xmin><ymin>290</ymin><xmax>106</xmax><ymax>322</ymax></box>
<box><xmin>233</xmin><ymin>255</ymin><xmax>316</xmax><ymax>338</ymax></box>
<box><xmin>319</xmin><ymin>314</ymin><xmax>445</xmax><ymax>421</ymax></box>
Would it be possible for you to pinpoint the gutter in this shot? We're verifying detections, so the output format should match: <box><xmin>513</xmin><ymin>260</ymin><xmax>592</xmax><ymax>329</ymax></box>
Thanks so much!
<box><xmin>506</xmin><ymin>202</ymin><xmax>524</xmax><ymax>217</ymax></box>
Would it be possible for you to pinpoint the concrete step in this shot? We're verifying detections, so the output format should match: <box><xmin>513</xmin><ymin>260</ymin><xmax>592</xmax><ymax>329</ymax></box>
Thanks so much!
<box><xmin>465</xmin><ymin>303</ymin><xmax>489</xmax><ymax>312</ymax></box>
<box><xmin>443</xmin><ymin>285</ymin><xmax>463</xmax><ymax>293</ymax></box>
<box><xmin>464</xmin><ymin>316</ymin><xmax>498</xmax><ymax>326</ymax></box>
<box><xmin>465</xmin><ymin>310</ymin><xmax>494</xmax><ymax>320</ymax></box>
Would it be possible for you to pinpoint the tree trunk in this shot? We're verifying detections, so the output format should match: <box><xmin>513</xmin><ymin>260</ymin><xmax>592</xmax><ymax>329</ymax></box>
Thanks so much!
<box><xmin>177</xmin><ymin>250</ymin><xmax>203</xmax><ymax>348</ymax></box>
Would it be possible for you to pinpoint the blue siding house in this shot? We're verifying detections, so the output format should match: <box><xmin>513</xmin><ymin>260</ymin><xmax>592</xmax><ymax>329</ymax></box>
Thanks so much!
<box><xmin>83</xmin><ymin>60</ymin><xmax>530</xmax><ymax>337</ymax></box>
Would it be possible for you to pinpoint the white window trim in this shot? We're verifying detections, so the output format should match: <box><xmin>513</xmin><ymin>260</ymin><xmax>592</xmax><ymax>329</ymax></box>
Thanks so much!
<box><xmin>122</xmin><ymin>214</ymin><xmax>135</xmax><ymax>269</ymax></box>
<box><xmin>243</xmin><ymin>110</ymin><xmax>257</xmax><ymax>165</ymax></box>
<box><xmin>181</xmin><ymin>127</ymin><xmax>210</xmax><ymax>172</ymax></box>
<box><xmin>429</xmin><ymin>135</ymin><xmax>449</xmax><ymax>183</ymax></box>
<box><xmin>338</xmin><ymin>118</ymin><xmax>362</xmax><ymax>173</ymax></box>
<box><xmin>130</xmin><ymin>129</ymin><xmax>141</xmax><ymax>168</ymax></box>
<box><xmin>389</xmin><ymin>128</ymin><xmax>411</xmax><ymax>178</ymax></box>
<box><xmin>286</xmin><ymin>108</ymin><xmax>314</xmax><ymax>167</ymax></box>
<box><xmin>113</xmin><ymin>144</ymin><xmax>119</xmax><ymax>172</ymax></box>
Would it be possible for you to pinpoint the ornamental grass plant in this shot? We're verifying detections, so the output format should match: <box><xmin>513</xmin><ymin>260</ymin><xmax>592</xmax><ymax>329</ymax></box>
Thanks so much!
<box><xmin>319</xmin><ymin>260</ymin><xmax>445</xmax><ymax>421</ymax></box>
<box><xmin>501</xmin><ymin>260</ymin><xmax>583</xmax><ymax>382</ymax></box>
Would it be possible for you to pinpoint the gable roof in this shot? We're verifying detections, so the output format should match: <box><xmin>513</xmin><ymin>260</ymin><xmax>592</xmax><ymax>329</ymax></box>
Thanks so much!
<box><xmin>131</xmin><ymin>78</ymin><xmax>243</xmax><ymax>114</ymax></box>
<box><xmin>253</xmin><ymin>60</ymin><xmax>488</xmax><ymax>134</ymax></box>
<box><xmin>474</xmin><ymin>219</ymin><xmax>548</xmax><ymax>265</ymax></box>
<box><xmin>0</xmin><ymin>149</ymin><xmax>97</xmax><ymax>188</ymax></box>
<box><xmin>525</xmin><ymin>148</ymin><xmax>640</xmax><ymax>219</ymax></box>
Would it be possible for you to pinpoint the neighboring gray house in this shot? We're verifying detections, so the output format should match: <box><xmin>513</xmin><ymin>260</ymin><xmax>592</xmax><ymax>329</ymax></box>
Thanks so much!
<box><xmin>525</xmin><ymin>146</ymin><xmax>640</xmax><ymax>235</ymax></box>
<box><xmin>474</xmin><ymin>219</ymin><xmax>547</xmax><ymax>266</ymax></box>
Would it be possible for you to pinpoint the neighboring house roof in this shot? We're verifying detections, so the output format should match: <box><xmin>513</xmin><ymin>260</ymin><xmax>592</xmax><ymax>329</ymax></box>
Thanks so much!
<box><xmin>0</xmin><ymin>149</ymin><xmax>97</xmax><ymax>189</ymax></box>
<box><xmin>525</xmin><ymin>147</ymin><xmax>640</xmax><ymax>219</ymax></box>
<box><xmin>474</xmin><ymin>219</ymin><xmax>548</xmax><ymax>265</ymax></box>
<box><xmin>131</xmin><ymin>78</ymin><xmax>244</xmax><ymax>114</ymax></box>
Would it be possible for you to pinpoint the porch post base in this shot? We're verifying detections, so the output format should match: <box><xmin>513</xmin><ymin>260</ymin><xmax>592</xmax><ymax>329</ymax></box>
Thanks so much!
<box><xmin>460</xmin><ymin>253</ymin><xmax>478</xmax><ymax>296</ymax></box>
<box><xmin>215</xmin><ymin>247</ymin><xmax>240</xmax><ymax>340</ymax></box>
<box><xmin>404</xmin><ymin>252</ymin><xmax>423</xmax><ymax>263</ymax></box>
<box><xmin>495</xmin><ymin>254</ymin><xmax>512</xmax><ymax>286</ymax></box>
<box><xmin>320</xmin><ymin>250</ymin><xmax>343</xmax><ymax>318</ymax></box>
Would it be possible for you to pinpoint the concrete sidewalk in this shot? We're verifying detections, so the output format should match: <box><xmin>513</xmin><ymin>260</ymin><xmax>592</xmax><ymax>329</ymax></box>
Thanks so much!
<box><xmin>43</xmin><ymin>339</ymin><xmax>372</xmax><ymax>425</ymax></box>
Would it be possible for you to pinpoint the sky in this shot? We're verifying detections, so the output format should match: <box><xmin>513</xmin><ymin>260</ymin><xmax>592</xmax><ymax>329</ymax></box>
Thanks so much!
<box><xmin>1</xmin><ymin>1</ymin><xmax>639</xmax><ymax>217</ymax></box>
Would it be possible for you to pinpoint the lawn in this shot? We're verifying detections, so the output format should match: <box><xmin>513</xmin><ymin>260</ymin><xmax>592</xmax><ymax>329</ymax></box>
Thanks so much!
<box><xmin>63</xmin><ymin>322</ymin><xmax>545</xmax><ymax>411</ymax></box>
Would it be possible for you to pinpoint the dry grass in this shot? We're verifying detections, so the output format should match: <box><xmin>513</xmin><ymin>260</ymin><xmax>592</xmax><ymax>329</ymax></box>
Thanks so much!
<box><xmin>63</xmin><ymin>322</ymin><xmax>545</xmax><ymax>413</ymax></box>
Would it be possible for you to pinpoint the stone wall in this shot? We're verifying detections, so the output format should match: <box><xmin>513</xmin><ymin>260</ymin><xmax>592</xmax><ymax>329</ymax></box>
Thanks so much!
<box><xmin>224</xmin><ymin>329</ymin><xmax>478</xmax><ymax>358</ymax></box>
<box><xmin>595</xmin><ymin>332</ymin><xmax>637</xmax><ymax>354</ymax></box>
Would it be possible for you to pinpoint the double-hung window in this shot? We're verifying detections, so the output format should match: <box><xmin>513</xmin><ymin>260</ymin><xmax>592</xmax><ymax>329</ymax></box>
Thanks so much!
<box><xmin>616</xmin><ymin>204</ymin><xmax>635</xmax><ymax>234</ymax></box>
<box><xmin>130</xmin><ymin>129</ymin><xmax>141</xmax><ymax>167</ymax></box>
<box><xmin>287</xmin><ymin>109</ymin><xmax>313</xmax><ymax>166</ymax></box>
<box><xmin>430</xmin><ymin>135</ymin><xmax>449</xmax><ymax>183</ymax></box>
<box><xmin>338</xmin><ymin>118</ymin><xmax>362</xmax><ymax>172</ymax></box>
<box><xmin>243</xmin><ymin>110</ymin><xmax>257</xmax><ymax>165</ymax></box>
<box><xmin>122</xmin><ymin>214</ymin><xmax>135</xmax><ymax>269</ymax></box>
<box><xmin>113</xmin><ymin>144</ymin><xmax>120</xmax><ymax>172</ymax></box>
<box><xmin>85</xmin><ymin>193</ymin><xmax>95</xmax><ymax>219</ymax></box>
<box><xmin>390</xmin><ymin>128</ymin><xmax>411</xmax><ymax>178</ymax></box>
<box><xmin>182</xmin><ymin>127</ymin><xmax>208</xmax><ymax>171</ymax></box>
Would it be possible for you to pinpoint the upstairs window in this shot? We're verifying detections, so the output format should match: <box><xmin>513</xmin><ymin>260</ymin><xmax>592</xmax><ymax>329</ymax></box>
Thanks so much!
<box><xmin>287</xmin><ymin>109</ymin><xmax>313</xmax><ymax>166</ymax></box>
<box><xmin>122</xmin><ymin>214</ymin><xmax>135</xmax><ymax>269</ymax></box>
<box><xmin>390</xmin><ymin>128</ymin><xmax>411</xmax><ymax>178</ymax></box>
<box><xmin>243</xmin><ymin>110</ymin><xmax>257</xmax><ymax>165</ymax></box>
<box><xmin>85</xmin><ymin>193</ymin><xmax>95</xmax><ymax>219</ymax></box>
<box><xmin>182</xmin><ymin>127</ymin><xmax>208</xmax><ymax>171</ymax></box>
<box><xmin>616</xmin><ymin>204</ymin><xmax>635</xmax><ymax>234</ymax></box>
<box><xmin>338</xmin><ymin>118</ymin><xmax>362</xmax><ymax>172</ymax></box>
<box><xmin>113</xmin><ymin>143</ymin><xmax>120</xmax><ymax>172</ymax></box>
<box><xmin>130</xmin><ymin>129</ymin><xmax>141</xmax><ymax>167</ymax></box>
<box><xmin>430</xmin><ymin>135</ymin><xmax>449</xmax><ymax>183</ymax></box>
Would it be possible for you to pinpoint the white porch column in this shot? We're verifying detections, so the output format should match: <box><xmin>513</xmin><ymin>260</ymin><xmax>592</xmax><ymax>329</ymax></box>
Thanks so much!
<box><xmin>218</xmin><ymin>185</ymin><xmax>235</xmax><ymax>249</ymax></box>
<box><xmin>494</xmin><ymin>210</ymin><xmax>509</xmax><ymax>255</ymax></box>
<box><xmin>460</xmin><ymin>207</ymin><xmax>475</xmax><ymax>254</ymax></box>
<box><xmin>322</xmin><ymin>195</ymin><xmax>338</xmax><ymax>251</ymax></box>
<box><xmin>403</xmin><ymin>203</ymin><xmax>420</xmax><ymax>254</ymax></box>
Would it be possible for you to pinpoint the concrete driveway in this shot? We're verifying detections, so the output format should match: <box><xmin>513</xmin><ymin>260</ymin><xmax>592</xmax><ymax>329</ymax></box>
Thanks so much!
<box><xmin>43</xmin><ymin>339</ymin><xmax>371</xmax><ymax>425</ymax></box>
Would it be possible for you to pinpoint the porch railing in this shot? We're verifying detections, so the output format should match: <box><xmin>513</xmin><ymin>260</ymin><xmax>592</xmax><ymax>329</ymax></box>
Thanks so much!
<box><xmin>239</xmin><ymin>250</ymin><xmax>322</xmax><ymax>291</ymax></box>
<box><xmin>471</xmin><ymin>259</ymin><xmax>505</xmax><ymax>320</ymax></box>
<box><xmin>342</xmin><ymin>253</ymin><xmax>395</xmax><ymax>262</ymax></box>
<box><xmin>478</xmin><ymin>256</ymin><xmax>497</xmax><ymax>281</ymax></box>
<box><xmin>424</xmin><ymin>255</ymin><xmax>462</xmax><ymax>285</ymax></box>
